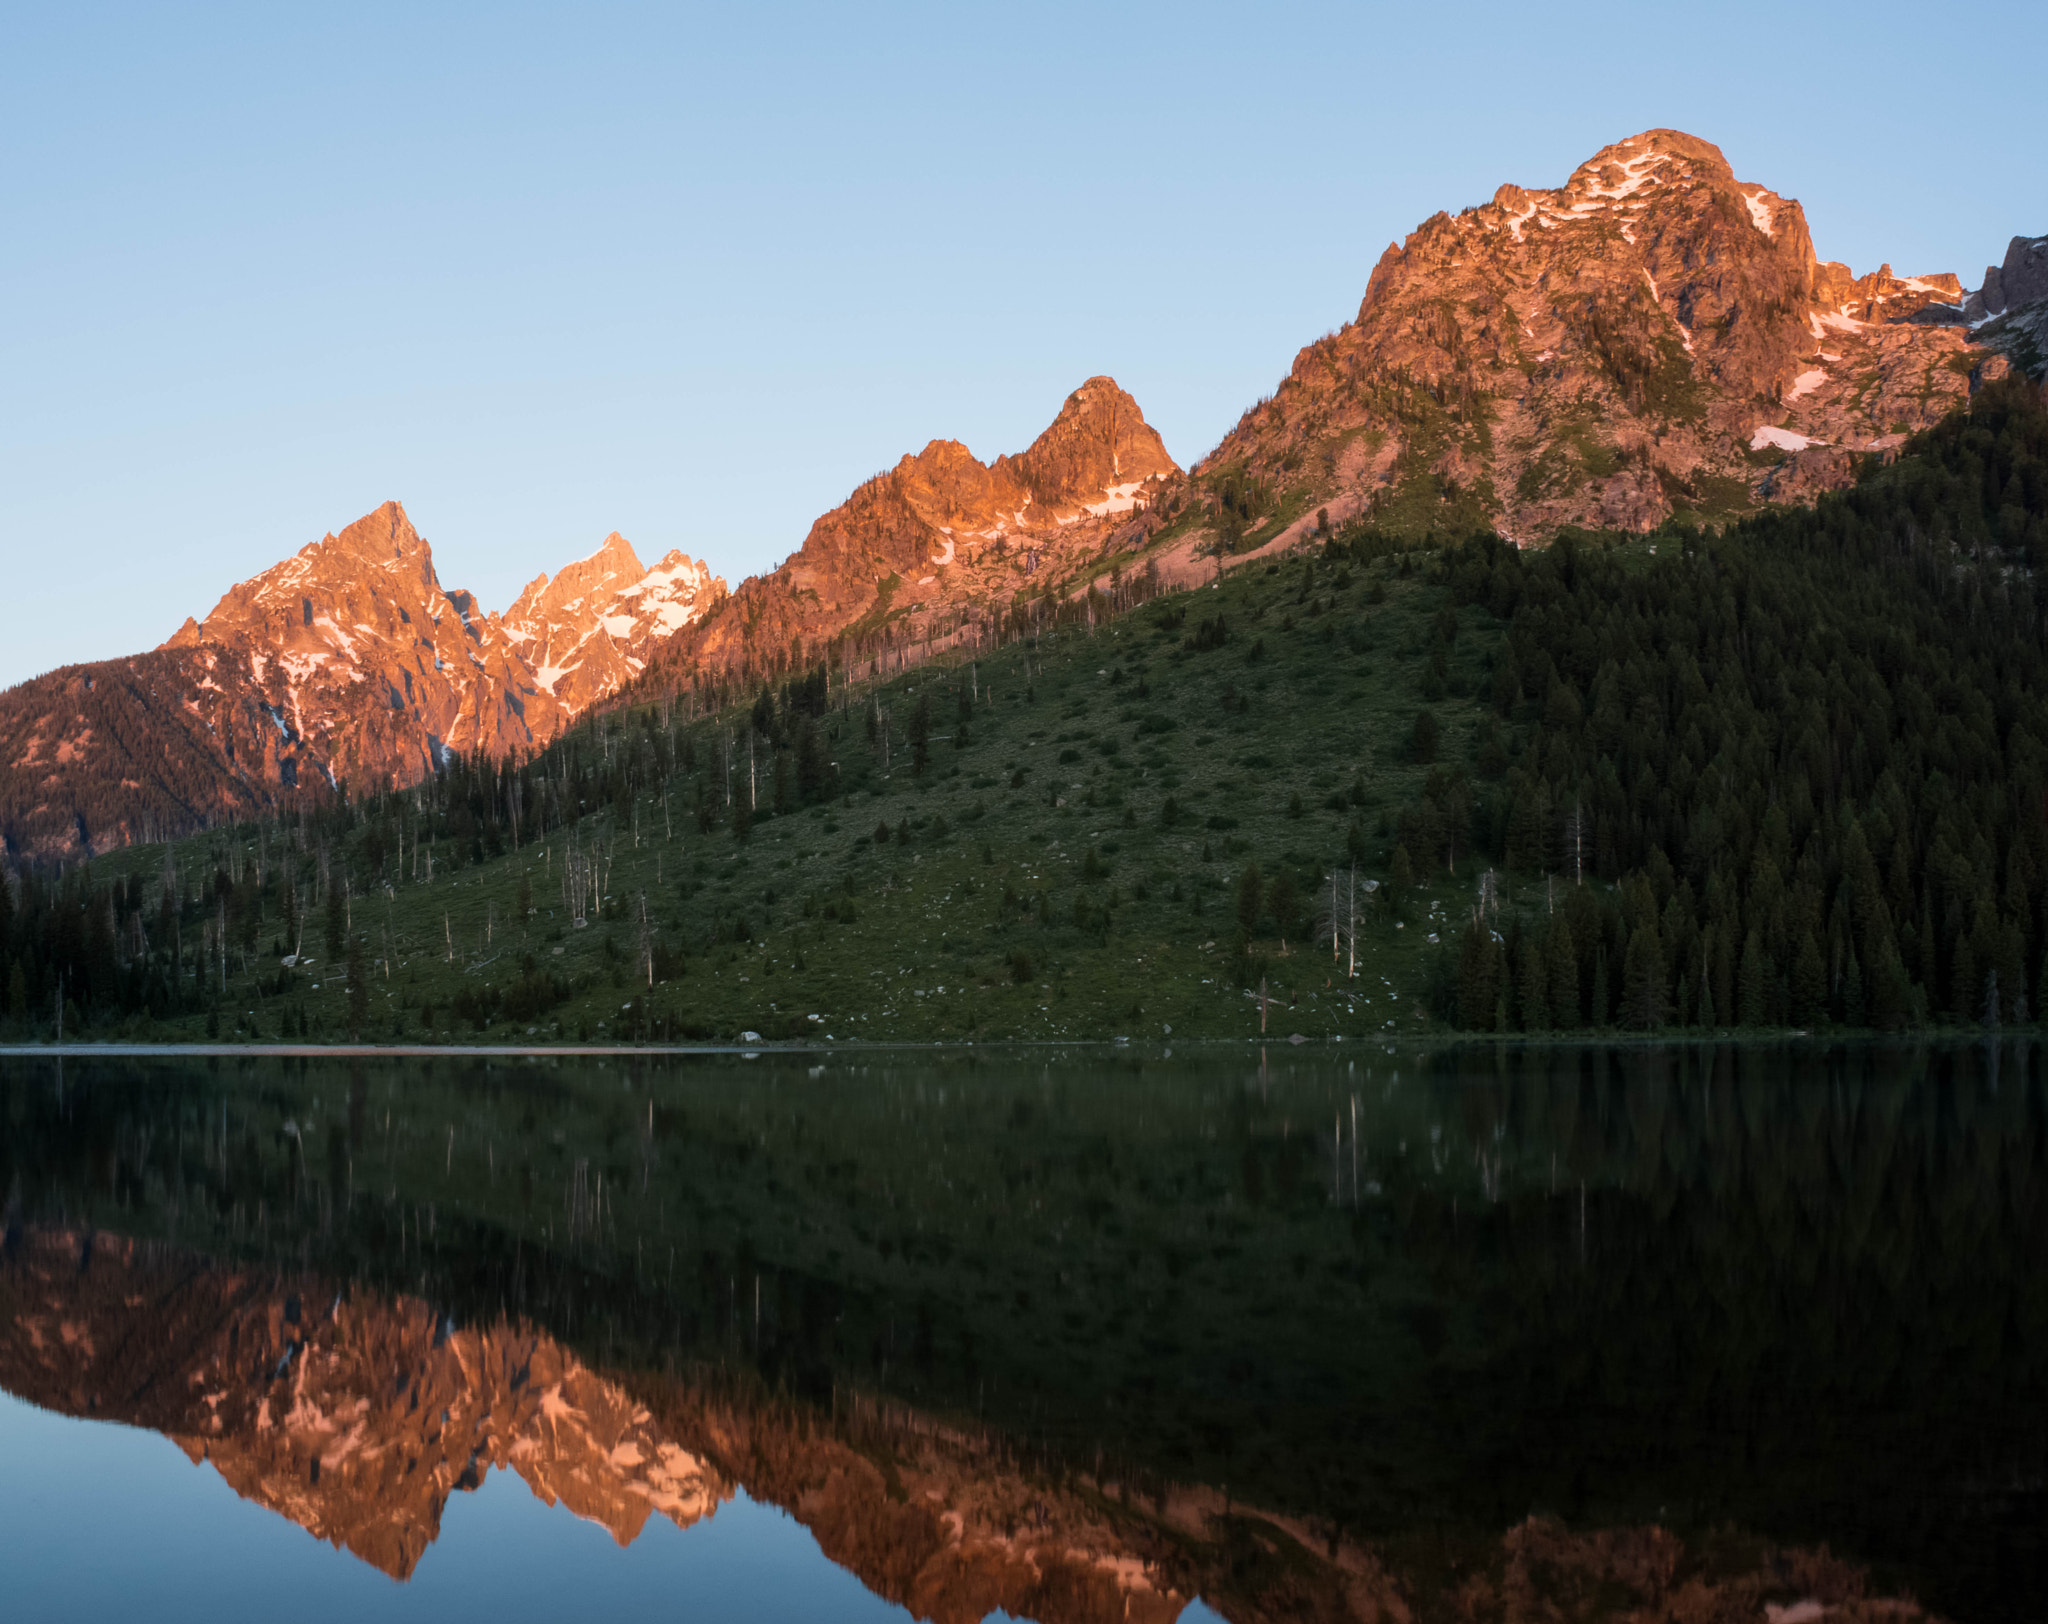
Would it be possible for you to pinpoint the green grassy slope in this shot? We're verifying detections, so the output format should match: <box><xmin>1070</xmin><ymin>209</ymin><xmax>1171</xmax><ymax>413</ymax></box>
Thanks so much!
<box><xmin>37</xmin><ymin>544</ymin><xmax>1501</xmax><ymax>1044</ymax></box>
<box><xmin>16</xmin><ymin>379</ymin><xmax>2048</xmax><ymax>1046</ymax></box>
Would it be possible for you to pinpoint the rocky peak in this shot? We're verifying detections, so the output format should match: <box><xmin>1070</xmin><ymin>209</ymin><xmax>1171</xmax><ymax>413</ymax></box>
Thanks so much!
<box><xmin>1000</xmin><ymin>375</ymin><xmax>1178</xmax><ymax>516</ymax></box>
<box><xmin>505</xmin><ymin>531</ymin><xmax>647</xmax><ymax>629</ymax></box>
<box><xmin>1962</xmin><ymin>233</ymin><xmax>2048</xmax><ymax>322</ymax></box>
<box><xmin>1197</xmin><ymin>127</ymin><xmax>2006</xmax><ymax>541</ymax></box>
<box><xmin>502</xmin><ymin>532</ymin><xmax>724</xmax><ymax>710</ymax></box>
<box><xmin>150</xmin><ymin>500</ymin><xmax>563</xmax><ymax>790</ymax></box>
<box><xmin>646</xmin><ymin>378</ymin><xmax>1180</xmax><ymax>689</ymax></box>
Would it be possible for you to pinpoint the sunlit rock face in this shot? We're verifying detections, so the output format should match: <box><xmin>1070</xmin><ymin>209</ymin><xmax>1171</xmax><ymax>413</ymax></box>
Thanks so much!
<box><xmin>645</xmin><ymin>375</ymin><xmax>1182</xmax><ymax>689</ymax></box>
<box><xmin>0</xmin><ymin>505</ymin><xmax>722</xmax><ymax>857</ymax></box>
<box><xmin>0</xmin><ymin>1230</ymin><xmax>725</xmax><ymax>1579</ymax></box>
<box><xmin>1198</xmin><ymin>127</ymin><xmax>2011</xmax><ymax>542</ymax></box>
<box><xmin>501</xmin><ymin>532</ymin><xmax>724</xmax><ymax>713</ymax></box>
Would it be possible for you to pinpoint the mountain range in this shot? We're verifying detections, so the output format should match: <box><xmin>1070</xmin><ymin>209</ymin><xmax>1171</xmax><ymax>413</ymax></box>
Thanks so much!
<box><xmin>3</xmin><ymin>127</ymin><xmax>2042</xmax><ymax>857</ymax></box>
<box><xmin>2</xmin><ymin>1225</ymin><xmax>1940</xmax><ymax>1624</ymax></box>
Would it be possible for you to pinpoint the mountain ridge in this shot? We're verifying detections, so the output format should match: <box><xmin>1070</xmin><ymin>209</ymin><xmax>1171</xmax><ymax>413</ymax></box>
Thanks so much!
<box><xmin>1186</xmin><ymin>127</ymin><xmax>2019</xmax><ymax>546</ymax></box>
<box><xmin>3</xmin><ymin>126</ymin><xmax>2042</xmax><ymax>857</ymax></box>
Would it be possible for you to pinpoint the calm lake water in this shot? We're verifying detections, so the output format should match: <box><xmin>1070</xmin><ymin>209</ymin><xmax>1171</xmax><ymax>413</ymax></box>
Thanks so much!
<box><xmin>0</xmin><ymin>1041</ymin><xmax>2041</xmax><ymax>1623</ymax></box>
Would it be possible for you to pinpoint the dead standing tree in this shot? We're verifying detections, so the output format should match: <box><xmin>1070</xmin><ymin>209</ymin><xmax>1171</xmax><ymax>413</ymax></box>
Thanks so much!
<box><xmin>1315</xmin><ymin>865</ymin><xmax>1376</xmax><ymax>979</ymax></box>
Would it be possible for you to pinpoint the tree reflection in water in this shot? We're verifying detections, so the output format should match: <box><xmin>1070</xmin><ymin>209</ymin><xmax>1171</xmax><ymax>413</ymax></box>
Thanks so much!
<box><xmin>1</xmin><ymin>1040</ymin><xmax>2039</xmax><ymax>1622</ymax></box>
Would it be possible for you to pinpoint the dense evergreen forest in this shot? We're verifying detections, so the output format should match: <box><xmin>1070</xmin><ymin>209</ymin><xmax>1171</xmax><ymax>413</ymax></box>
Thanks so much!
<box><xmin>1</xmin><ymin>378</ymin><xmax>2045</xmax><ymax>1040</ymax></box>
<box><xmin>1409</xmin><ymin>376</ymin><xmax>2048</xmax><ymax>1032</ymax></box>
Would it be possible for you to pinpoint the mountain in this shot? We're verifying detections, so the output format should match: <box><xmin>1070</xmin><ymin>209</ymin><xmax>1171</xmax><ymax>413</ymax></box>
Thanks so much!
<box><xmin>1191</xmin><ymin>128</ymin><xmax>2015</xmax><ymax>544</ymax></box>
<box><xmin>1957</xmin><ymin>233</ymin><xmax>2048</xmax><ymax>379</ymax></box>
<box><xmin>4</xmin><ymin>128</ymin><xmax>2038</xmax><ymax>854</ymax></box>
<box><xmin>0</xmin><ymin>1229</ymin><xmax>727</xmax><ymax>1581</ymax></box>
<box><xmin>0</xmin><ymin>505</ymin><xmax>719</xmax><ymax>856</ymax></box>
<box><xmin>0</xmin><ymin>1228</ymin><xmax>1195</xmax><ymax>1619</ymax></box>
<box><xmin>502</xmin><ymin>531</ymin><xmax>723</xmax><ymax>712</ymax></box>
<box><xmin>644</xmin><ymin>375</ymin><xmax>1178</xmax><ymax>688</ymax></box>
<box><xmin>160</xmin><ymin>500</ymin><xmax>566</xmax><ymax>779</ymax></box>
<box><xmin>2</xmin><ymin>1226</ymin><xmax>1933</xmax><ymax>1624</ymax></box>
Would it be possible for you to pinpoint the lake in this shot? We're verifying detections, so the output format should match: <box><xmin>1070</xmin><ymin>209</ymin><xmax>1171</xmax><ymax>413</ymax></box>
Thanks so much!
<box><xmin>1</xmin><ymin>1041</ymin><xmax>2041</xmax><ymax>1622</ymax></box>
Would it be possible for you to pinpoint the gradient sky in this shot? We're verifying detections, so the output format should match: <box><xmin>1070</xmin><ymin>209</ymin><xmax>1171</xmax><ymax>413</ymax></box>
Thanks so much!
<box><xmin>4</xmin><ymin>0</ymin><xmax>2043</xmax><ymax>688</ymax></box>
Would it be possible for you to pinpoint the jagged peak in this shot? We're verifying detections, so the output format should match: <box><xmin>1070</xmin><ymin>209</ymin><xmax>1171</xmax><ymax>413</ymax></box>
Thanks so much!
<box><xmin>328</xmin><ymin>500</ymin><xmax>429</xmax><ymax>566</ymax></box>
<box><xmin>583</xmin><ymin>530</ymin><xmax>643</xmax><ymax>571</ymax></box>
<box><xmin>1003</xmin><ymin>376</ymin><xmax>1178</xmax><ymax>507</ymax></box>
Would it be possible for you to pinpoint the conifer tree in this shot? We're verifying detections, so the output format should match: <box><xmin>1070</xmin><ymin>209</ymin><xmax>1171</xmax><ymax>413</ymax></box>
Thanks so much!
<box><xmin>1235</xmin><ymin>863</ymin><xmax>1263</xmax><ymax>945</ymax></box>
<box><xmin>1739</xmin><ymin>931</ymin><xmax>1769</xmax><ymax>1028</ymax></box>
<box><xmin>1547</xmin><ymin>917</ymin><xmax>1579</xmax><ymax>1027</ymax></box>
<box><xmin>1792</xmin><ymin>931</ymin><xmax>1826</xmax><ymax>1024</ymax></box>
<box><xmin>1622</xmin><ymin>922</ymin><xmax>1666</xmax><ymax>1030</ymax></box>
<box><xmin>1518</xmin><ymin>936</ymin><xmax>1549</xmax><ymax>1030</ymax></box>
<box><xmin>1458</xmin><ymin>917</ymin><xmax>1501</xmax><ymax>1030</ymax></box>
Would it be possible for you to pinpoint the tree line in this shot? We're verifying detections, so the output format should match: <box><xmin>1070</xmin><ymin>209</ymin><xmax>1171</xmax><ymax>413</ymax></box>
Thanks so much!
<box><xmin>1405</xmin><ymin>376</ymin><xmax>2048</xmax><ymax>1030</ymax></box>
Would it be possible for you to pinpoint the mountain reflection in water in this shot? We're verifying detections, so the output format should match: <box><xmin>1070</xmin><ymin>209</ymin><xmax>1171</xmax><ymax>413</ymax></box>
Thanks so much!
<box><xmin>1</xmin><ymin>1041</ymin><xmax>2042</xmax><ymax>1623</ymax></box>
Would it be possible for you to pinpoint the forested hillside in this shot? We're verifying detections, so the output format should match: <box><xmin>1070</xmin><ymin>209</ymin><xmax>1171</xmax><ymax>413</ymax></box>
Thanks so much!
<box><xmin>1</xmin><ymin>379</ymin><xmax>2044</xmax><ymax>1044</ymax></box>
<box><xmin>1419</xmin><ymin>375</ymin><xmax>2048</xmax><ymax>1031</ymax></box>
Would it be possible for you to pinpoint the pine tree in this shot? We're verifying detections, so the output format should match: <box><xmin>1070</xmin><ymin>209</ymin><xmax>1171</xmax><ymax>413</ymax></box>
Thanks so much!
<box><xmin>1871</xmin><ymin>941</ymin><xmax>1912</xmax><ymax>1030</ymax></box>
<box><xmin>1950</xmin><ymin>928</ymin><xmax>1976</xmax><ymax>1026</ymax></box>
<box><xmin>1739</xmin><ymin>930</ymin><xmax>1769</xmax><ymax>1028</ymax></box>
<box><xmin>1458</xmin><ymin>918</ymin><xmax>1500</xmax><ymax>1030</ymax></box>
<box><xmin>1843</xmin><ymin>949</ymin><xmax>1866</xmax><ymax>1029</ymax></box>
<box><xmin>1791</xmin><ymin>931</ymin><xmax>1826</xmax><ymax>1025</ymax></box>
<box><xmin>1387</xmin><ymin>846</ymin><xmax>1414</xmax><ymax>919</ymax></box>
<box><xmin>1235</xmin><ymin>863</ymin><xmax>1263</xmax><ymax>945</ymax></box>
<box><xmin>1622</xmin><ymin>922</ymin><xmax>1667</xmax><ymax>1030</ymax></box>
<box><xmin>1517</xmin><ymin>936</ymin><xmax>1549</xmax><ymax>1031</ymax></box>
<box><xmin>1590</xmin><ymin>946</ymin><xmax>1609</xmax><ymax>1029</ymax></box>
<box><xmin>1547</xmin><ymin>917</ymin><xmax>1580</xmax><ymax>1028</ymax></box>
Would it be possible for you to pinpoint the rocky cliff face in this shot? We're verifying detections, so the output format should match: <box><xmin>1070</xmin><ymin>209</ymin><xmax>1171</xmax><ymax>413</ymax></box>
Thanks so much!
<box><xmin>646</xmin><ymin>376</ymin><xmax>1178</xmax><ymax>688</ymax></box>
<box><xmin>159</xmin><ymin>500</ymin><xmax>566</xmax><ymax>784</ymax></box>
<box><xmin>502</xmin><ymin>531</ymin><xmax>724</xmax><ymax>713</ymax></box>
<box><xmin>0</xmin><ymin>1229</ymin><xmax>723</xmax><ymax>1579</ymax></box>
<box><xmin>1195</xmin><ymin>128</ymin><xmax>2010</xmax><ymax>543</ymax></box>
<box><xmin>0</xmin><ymin>506</ymin><xmax>720</xmax><ymax>856</ymax></box>
<box><xmin>1956</xmin><ymin>233</ymin><xmax>2048</xmax><ymax>381</ymax></box>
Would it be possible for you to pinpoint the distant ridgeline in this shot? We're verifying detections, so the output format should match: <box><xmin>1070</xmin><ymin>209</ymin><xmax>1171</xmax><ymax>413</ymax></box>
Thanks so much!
<box><xmin>1</xmin><ymin>379</ymin><xmax>2046</xmax><ymax>1042</ymax></box>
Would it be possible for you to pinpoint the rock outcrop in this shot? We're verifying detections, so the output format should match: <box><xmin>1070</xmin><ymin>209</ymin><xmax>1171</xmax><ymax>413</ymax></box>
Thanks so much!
<box><xmin>502</xmin><ymin>532</ymin><xmax>723</xmax><ymax>713</ymax></box>
<box><xmin>644</xmin><ymin>376</ymin><xmax>1178</xmax><ymax>689</ymax></box>
<box><xmin>0</xmin><ymin>506</ymin><xmax>720</xmax><ymax>856</ymax></box>
<box><xmin>1962</xmin><ymin>234</ymin><xmax>2048</xmax><ymax>323</ymax></box>
<box><xmin>1194</xmin><ymin>128</ymin><xmax>2011</xmax><ymax>542</ymax></box>
<box><xmin>159</xmin><ymin>500</ymin><xmax>565</xmax><ymax>784</ymax></box>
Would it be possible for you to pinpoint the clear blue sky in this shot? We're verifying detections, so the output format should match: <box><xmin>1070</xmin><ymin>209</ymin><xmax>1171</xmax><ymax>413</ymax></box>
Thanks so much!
<box><xmin>4</xmin><ymin>1</ymin><xmax>2042</xmax><ymax>687</ymax></box>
